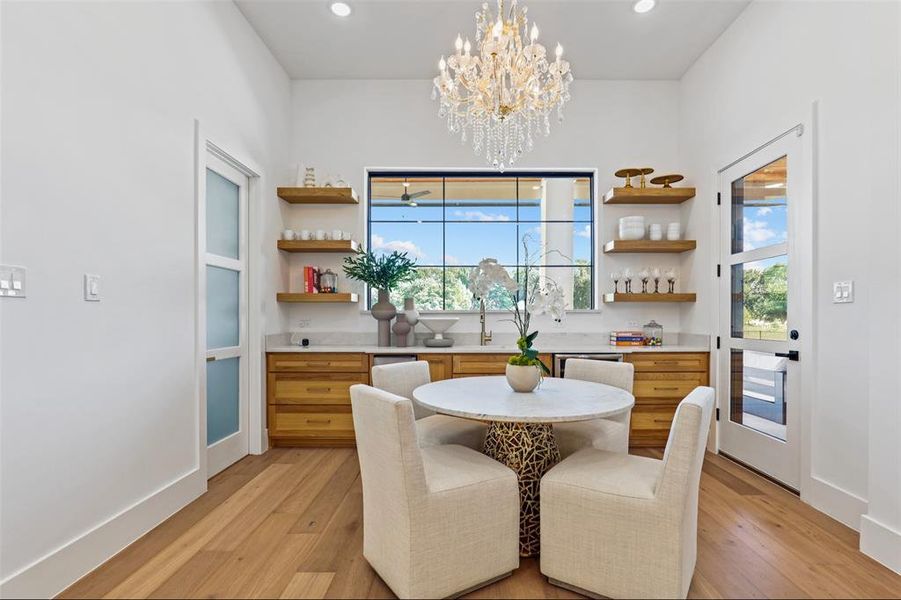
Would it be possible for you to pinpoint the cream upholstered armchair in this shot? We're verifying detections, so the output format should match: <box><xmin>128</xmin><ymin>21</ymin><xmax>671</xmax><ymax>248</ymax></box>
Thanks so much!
<box><xmin>371</xmin><ymin>360</ymin><xmax>488</xmax><ymax>450</ymax></box>
<box><xmin>540</xmin><ymin>386</ymin><xmax>715</xmax><ymax>599</ymax></box>
<box><xmin>554</xmin><ymin>358</ymin><xmax>635</xmax><ymax>457</ymax></box>
<box><xmin>350</xmin><ymin>384</ymin><xmax>519</xmax><ymax>599</ymax></box>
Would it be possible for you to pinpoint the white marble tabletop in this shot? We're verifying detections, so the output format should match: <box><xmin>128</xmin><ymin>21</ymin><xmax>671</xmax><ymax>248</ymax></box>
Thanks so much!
<box><xmin>413</xmin><ymin>376</ymin><xmax>635</xmax><ymax>424</ymax></box>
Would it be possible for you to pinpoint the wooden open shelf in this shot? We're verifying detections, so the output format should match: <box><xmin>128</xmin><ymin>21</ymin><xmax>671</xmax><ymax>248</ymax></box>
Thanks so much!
<box><xmin>277</xmin><ymin>240</ymin><xmax>359</xmax><ymax>253</ymax></box>
<box><xmin>603</xmin><ymin>293</ymin><xmax>696</xmax><ymax>303</ymax></box>
<box><xmin>603</xmin><ymin>240</ymin><xmax>697</xmax><ymax>254</ymax></box>
<box><xmin>603</xmin><ymin>187</ymin><xmax>696</xmax><ymax>205</ymax></box>
<box><xmin>277</xmin><ymin>293</ymin><xmax>359</xmax><ymax>303</ymax></box>
<box><xmin>277</xmin><ymin>187</ymin><xmax>359</xmax><ymax>205</ymax></box>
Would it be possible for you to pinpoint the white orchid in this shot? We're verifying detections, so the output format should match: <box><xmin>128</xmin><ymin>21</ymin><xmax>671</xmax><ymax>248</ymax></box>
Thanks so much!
<box><xmin>468</xmin><ymin>258</ymin><xmax>518</xmax><ymax>299</ymax></box>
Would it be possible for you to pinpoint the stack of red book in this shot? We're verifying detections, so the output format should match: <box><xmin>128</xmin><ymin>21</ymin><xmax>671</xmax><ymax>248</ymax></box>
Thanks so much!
<box><xmin>303</xmin><ymin>266</ymin><xmax>320</xmax><ymax>293</ymax></box>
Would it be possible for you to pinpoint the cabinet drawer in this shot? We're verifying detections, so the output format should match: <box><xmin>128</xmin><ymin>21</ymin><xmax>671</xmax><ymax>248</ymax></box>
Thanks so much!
<box><xmin>634</xmin><ymin>372</ymin><xmax>706</xmax><ymax>400</ymax></box>
<box><xmin>631</xmin><ymin>405</ymin><xmax>678</xmax><ymax>432</ymax></box>
<box><xmin>418</xmin><ymin>354</ymin><xmax>453</xmax><ymax>382</ymax></box>
<box><xmin>267</xmin><ymin>353</ymin><xmax>368</xmax><ymax>373</ymax></box>
<box><xmin>626</xmin><ymin>353</ymin><xmax>708</xmax><ymax>373</ymax></box>
<box><xmin>452</xmin><ymin>353</ymin><xmax>552</xmax><ymax>375</ymax></box>
<box><xmin>268</xmin><ymin>405</ymin><xmax>355</xmax><ymax>438</ymax></box>
<box><xmin>268</xmin><ymin>372</ymin><xmax>368</xmax><ymax>405</ymax></box>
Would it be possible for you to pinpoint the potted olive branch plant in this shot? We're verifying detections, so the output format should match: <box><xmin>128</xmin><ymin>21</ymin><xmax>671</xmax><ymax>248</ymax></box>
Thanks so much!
<box><xmin>468</xmin><ymin>238</ymin><xmax>567</xmax><ymax>392</ymax></box>
<box><xmin>343</xmin><ymin>248</ymin><xmax>417</xmax><ymax>346</ymax></box>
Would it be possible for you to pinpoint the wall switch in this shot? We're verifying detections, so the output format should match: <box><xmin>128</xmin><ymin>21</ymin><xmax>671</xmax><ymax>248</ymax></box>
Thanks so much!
<box><xmin>84</xmin><ymin>273</ymin><xmax>101</xmax><ymax>302</ymax></box>
<box><xmin>833</xmin><ymin>280</ymin><xmax>853</xmax><ymax>304</ymax></box>
<box><xmin>0</xmin><ymin>265</ymin><xmax>26</xmax><ymax>298</ymax></box>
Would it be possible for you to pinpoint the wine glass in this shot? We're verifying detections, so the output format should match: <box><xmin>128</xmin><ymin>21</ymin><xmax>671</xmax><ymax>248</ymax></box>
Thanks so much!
<box><xmin>622</xmin><ymin>268</ymin><xmax>633</xmax><ymax>293</ymax></box>
<box><xmin>610</xmin><ymin>271</ymin><xmax>621</xmax><ymax>294</ymax></box>
<box><xmin>666</xmin><ymin>268</ymin><xmax>678</xmax><ymax>293</ymax></box>
<box><xmin>652</xmin><ymin>267</ymin><xmax>662</xmax><ymax>293</ymax></box>
<box><xmin>638</xmin><ymin>267</ymin><xmax>650</xmax><ymax>294</ymax></box>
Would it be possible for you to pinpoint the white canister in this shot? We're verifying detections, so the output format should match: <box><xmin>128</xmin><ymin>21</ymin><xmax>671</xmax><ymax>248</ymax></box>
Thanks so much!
<box><xmin>649</xmin><ymin>224</ymin><xmax>663</xmax><ymax>241</ymax></box>
<box><xmin>298</xmin><ymin>229</ymin><xmax>311</xmax><ymax>241</ymax></box>
<box><xmin>314</xmin><ymin>229</ymin><xmax>327</xmax><ymax>241</ymax></box>
<box><xmin>331</xmin><ymin>229</ymin><xmax>343</xmax><ymax>241</ymax></box>
<box><xmin>281</xmin><ymin>229</ymin><xmax>296</xmax><ymax>241</ymax></box>
<box><xmin>666</xmin><ymin>222</ymin><xmax>682</xmax><ymax>241</ymax></box>
<box><xmin>342</xmin><ymin>231</ymin><xmax>353</xmax><ymax>241</ymax></box>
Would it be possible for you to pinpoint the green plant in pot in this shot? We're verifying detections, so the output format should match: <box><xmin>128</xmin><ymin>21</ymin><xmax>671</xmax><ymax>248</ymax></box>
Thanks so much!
<box><xmin>343</xmin><ymin>248</ymin><xmax>417</xmax><ymax>346</ymax></box>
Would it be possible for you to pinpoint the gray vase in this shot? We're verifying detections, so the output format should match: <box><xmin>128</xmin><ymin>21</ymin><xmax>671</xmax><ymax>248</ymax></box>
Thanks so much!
<box><xmin>371</xmin><ymin>289</ymin><xmax>397</xmax><ymax>347</ymax></box>
<box><xmin>392</xmin><ymin>314</ymin><xmax>411</xmax><ymax>347</ymax></box>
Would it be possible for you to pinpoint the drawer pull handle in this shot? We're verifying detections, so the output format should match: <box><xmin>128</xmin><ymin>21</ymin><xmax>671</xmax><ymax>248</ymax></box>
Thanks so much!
<box><xmin>307</xmin><ymin>387</ymin><xmax>332</xmax><ymax>393</ymax></box>
<box><xmin>654</xmin><ymin>418</ymin><xmax>672</xmax><ymax>424</ymax></box>
<box><xmin>653</xmin><ymin>361</ymin><xmax>681</xmax><ymax>365</ymax></box>
<box><xmin>306</xmin><ymin>418</ymin><xmax>332</xmax><ymax>424</ymax></box>
<box><xmin>305</xmin><ymin>361</ymin><xmax>332</xmax><ymax>367</ymax></box>
<box><xmin>654</xmin><ymin>386</ymin><xmax>679</xmax><ymax>391</ymax></box>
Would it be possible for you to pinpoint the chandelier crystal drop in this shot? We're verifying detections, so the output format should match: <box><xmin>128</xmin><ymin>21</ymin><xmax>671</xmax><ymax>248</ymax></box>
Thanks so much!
<box><xmin>432</xmin><ymin>0</ymin><xmax>573</xmax><ymax>171</ymax></box>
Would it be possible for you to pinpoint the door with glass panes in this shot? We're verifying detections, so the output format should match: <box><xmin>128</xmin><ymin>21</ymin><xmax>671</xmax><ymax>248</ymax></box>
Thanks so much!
<box><xmin>204</xmin><ymin>153</ymin><xmax>249</xmax><ymax>477</ymax></box>
<box><xmin>718</xmin><ymin>132</ymin><xmax>802</xmax><ymax>490</ymax></box>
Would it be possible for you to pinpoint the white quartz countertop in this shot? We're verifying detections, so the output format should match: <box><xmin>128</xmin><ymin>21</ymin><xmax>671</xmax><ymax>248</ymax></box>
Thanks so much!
<box><xmin>265</xmin><ymin>342</ymin><xmax>709</xmax><ymax>354</ymax></box>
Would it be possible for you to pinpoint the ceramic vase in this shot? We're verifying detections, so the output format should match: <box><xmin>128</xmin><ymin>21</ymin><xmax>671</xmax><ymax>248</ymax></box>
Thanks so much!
<box><xmin>505</xmin><ymin>364</ymin><xmax>541</xmax><ymax>393</ymax></box>
<box><xmin>371</xmin><ymin>289</ymin><xmax>397</xmax><ymax>347</ymax></box>
<box><xmin>402</xmin><ymin>298</ymin><xmax>419</xmax><ymax>346</ymax></box>
<box><xmin>392</xmin><ymin>314</ymin><xmax>411</xmax><ymax>347</ymax></box>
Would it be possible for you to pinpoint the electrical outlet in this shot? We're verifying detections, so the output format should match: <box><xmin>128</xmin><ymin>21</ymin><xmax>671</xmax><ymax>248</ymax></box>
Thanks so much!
<box><xmin>297</xmin><ymin>319</ymin><xmax>312</xmax><ymax>329</ymax></box>
<box><xmin>833</xmin><ymin>281</ymin><xmax>853</xmax><ymax>304</ymax></box>
<box><xmin>0</xmin><ymin>265</ymin><xmax>26</xmax><ymax>298</ymax></box>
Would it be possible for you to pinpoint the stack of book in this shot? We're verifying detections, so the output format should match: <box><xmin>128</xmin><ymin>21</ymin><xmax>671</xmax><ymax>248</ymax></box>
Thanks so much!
<box><xmin>610</xmin><ymin>330</ymin><xmax>646</xmax><ymax>347</ymax></box>
<box><xmin>303</xmin><ymin>266</ymin><xmax>320</xmax><ymax>293</ymax></box>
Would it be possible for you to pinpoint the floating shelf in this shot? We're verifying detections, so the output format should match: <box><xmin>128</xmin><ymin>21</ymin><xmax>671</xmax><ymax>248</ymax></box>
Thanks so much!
<box><xmin>277</xmin><ymin>240</ymin><xmax>360</xmax><ymax>253</ymax></box>
<box><xmin>603</xmin><ymin>293</ymin><xmax>696</xmax><ymax>303</ymax></box>
<box><xmin>277</xmin><ymin>293</ymin><xmax>359</xmax><ymax>303</ymax></box>
<box><xmin>603</xmin><ymin>240</ymin><xmax>697</xmax><ymax>254</ymax></box>
<box><xmin>603</xmin><ymin>187</ymin><xmax>696</xmax><ymax>205</ymax></box>
<box><xmin>277</xmin><ymin>187</ymin><xmax>359</xmax><ymax>205</ymax></box>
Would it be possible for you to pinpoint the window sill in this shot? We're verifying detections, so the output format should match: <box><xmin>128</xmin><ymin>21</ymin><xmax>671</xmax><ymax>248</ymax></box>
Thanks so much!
<box><xmin>358</xmin><ymin>309</ymin><xmax>603</xmax><ymax>315</ymax></box>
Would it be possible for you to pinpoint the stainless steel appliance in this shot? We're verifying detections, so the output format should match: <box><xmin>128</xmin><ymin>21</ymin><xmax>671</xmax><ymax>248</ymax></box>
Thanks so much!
<box><xmin>554</xmin><ymin>353</ymin><xmax>624</xmax><ymax>378</ymax></box>
<box><xmin>371</xmin><ymin>354</ymin><xmax>418</xmax><ymax>367</ymax></box>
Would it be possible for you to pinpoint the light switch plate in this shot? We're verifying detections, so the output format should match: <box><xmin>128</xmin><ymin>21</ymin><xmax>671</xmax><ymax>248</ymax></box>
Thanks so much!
<box><xmin>84</xmin><ymin>273</ymin><xmax>101</xmax><ymax>302</ymax></box>
<box><xmin>0</xmin><ymin>265</ymin><xmax>26</xmax><ymax>298</ymax></box>
<box><xmin>833</xmin><ymin>280</ymin><xmax>853</xmax><ymax>304</ymax></box>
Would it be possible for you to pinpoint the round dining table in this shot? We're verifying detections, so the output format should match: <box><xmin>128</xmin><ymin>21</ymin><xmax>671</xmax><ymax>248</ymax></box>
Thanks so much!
<box><xmin>413</xmin><ymin>375</ymin><xmax>635</xmax><ymax>557</ymax></box>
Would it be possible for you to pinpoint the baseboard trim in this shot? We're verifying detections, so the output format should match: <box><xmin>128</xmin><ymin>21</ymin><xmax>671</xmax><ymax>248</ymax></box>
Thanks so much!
<box><xmin>803</xmin><ymin>474</ymin><xmax>867</xmax><ymax>531</ymax></box>
<box><xmin>0</xmin><ymin>468</ymin><xmax>206</xmax><ymax>599</ymax></box>
<box><xmin>860</xmin><ymin>514</ymin><xmax>901</xmax><ymax>574</ymax></box>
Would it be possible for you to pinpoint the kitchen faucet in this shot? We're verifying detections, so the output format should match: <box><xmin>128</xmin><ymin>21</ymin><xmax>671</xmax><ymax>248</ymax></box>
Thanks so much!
<box><xmin>479</xmin><ymin>298</ymin><xmax>492</xmax><ymax>346</ymax></box>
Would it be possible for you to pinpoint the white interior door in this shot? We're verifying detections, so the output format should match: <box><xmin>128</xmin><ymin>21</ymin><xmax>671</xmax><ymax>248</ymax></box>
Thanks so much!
<box><xmin>718</xmin><ymin>132</ymin><xmax>803</xmax><ymax>490</ymax></box>
<box><xmin>204</xmin><ymin>153</ymin><xmax>249</xmax><ymax>477</ymax></box>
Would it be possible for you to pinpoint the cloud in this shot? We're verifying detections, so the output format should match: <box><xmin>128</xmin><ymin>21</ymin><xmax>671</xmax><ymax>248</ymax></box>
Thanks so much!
<box><xmin>756</xmin><ymin>207</ymin><xmax>773</xmax><ymax>216</ymax></box>
<box><xmin>452</xmin><ymin>210</ymin><xmax>511</xmax><ymax>222</ymax></box>
<box><xmin>576</xmin><ymin>224</ymin><xmax>591</xmax><ymax>238</ymax></box>
<box><xmin>444</xmin><ymin>254</ymin><xmax>461</xmax><ymax>265</ymax></box>
<box><xmin>743</xmin><ymin>219</ymin><xmax>778</xmax><ymax>251</ymax></box>
<box><xmin>371</xmin><ymin>233</ymin><xmax>426</xmax><ymax>259</ymax></box>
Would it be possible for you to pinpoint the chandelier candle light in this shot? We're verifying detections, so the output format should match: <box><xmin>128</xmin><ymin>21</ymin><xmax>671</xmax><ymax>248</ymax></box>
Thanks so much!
<box><xmin>432</xmin><ymin>0</ymin><xmax>573</xmax><ymax>170</ymax></box>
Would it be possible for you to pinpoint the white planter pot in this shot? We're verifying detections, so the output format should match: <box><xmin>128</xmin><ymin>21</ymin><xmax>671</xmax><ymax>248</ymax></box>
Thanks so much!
<box><xmin>505</xmin><ymin>364</ymin><xmax>541</xmax><ymax>393</ymax></box>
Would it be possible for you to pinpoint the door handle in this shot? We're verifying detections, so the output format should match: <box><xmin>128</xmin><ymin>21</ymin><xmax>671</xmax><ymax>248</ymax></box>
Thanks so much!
<box><xmin>775</xmin><ymin>350</ymin><xmax>799</xmax><ymax>361</ymax></box>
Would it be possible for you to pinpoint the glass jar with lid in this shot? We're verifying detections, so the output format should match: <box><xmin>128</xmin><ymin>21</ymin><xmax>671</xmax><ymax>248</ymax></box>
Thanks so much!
<box><xmin>643</xmin><ymin>320</ymin><xmax>663</xmax><ymax>346</ymax></box>
<box><xmin>319</xmin><ymin>269</ymin><xmax>338</xmax><ymax>293</ymax></box>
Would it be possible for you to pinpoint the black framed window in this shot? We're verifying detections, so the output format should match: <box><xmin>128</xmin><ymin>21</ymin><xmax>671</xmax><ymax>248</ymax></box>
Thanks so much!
<box><xmin>367</xmin><ymin>171</ymin><xmax>594</xmax><ymax>311</ymax></box>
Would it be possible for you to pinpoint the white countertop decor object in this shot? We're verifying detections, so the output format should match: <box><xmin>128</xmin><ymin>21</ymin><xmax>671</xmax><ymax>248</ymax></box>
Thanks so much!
<box><xmin>412</xmin><ymin>375</ymin><xmax>635</xmax><ymax>424</ymax></box>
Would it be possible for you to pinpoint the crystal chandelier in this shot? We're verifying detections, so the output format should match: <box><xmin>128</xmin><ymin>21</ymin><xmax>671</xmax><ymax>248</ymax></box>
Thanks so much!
<box><xmin>432</xmin><ymin>0</ymin><xmax>573</xmax><ymax>170</ymax></box>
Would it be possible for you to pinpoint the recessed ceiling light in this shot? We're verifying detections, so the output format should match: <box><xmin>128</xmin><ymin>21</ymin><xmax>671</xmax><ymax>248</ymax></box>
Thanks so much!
<box><xmin>330</xmin><ymin>2</ymin><xmax>351</xmax><ymax>17</ymax></box>
<box><xmin>633</xmin><ymin>0</ymin><xmax>656</xmax><ymax>14</ymax></box>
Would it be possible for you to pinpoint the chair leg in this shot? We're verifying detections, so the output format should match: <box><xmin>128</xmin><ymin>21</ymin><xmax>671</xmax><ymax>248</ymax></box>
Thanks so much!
<box><xmin>448</xmin><ymin>572</ymin><xmax>513</xmax><ymax>599</ymax></box>
<box><xmin>547</xmin><ymin>577</ymin><xmax>606</xmax><ymax>599</ymax></box>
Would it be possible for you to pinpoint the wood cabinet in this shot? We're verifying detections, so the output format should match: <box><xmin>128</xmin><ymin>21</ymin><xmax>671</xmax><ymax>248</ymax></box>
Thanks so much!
<box><xmin>452</xmin><ymin>353</ymin><xmax>553</xmax><ymax>377</ymax></box>
<box><xmin>418</xmin><ymin>354</ymin><xmax>453</xmax><ymax>382</ymax></box>
<box><xmin>624</xmin><ymin>353</ymin><xmax>709</xmax><ymax>448</ymax></box>
<box><xmin>267</xmin><ymin>353</ymin><xmax>368</xmax><ymax>447</ymax></box>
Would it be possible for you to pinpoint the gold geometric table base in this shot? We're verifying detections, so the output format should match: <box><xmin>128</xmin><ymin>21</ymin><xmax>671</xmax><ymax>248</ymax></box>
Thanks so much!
<box><xmin>483</xmin><ymin>421</ymin><xmax>561</xmax><ymax>557</ymax></box>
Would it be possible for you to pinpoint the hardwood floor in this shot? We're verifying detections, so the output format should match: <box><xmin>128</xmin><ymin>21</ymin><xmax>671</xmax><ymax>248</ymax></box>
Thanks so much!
<box><xmin>59</xmin><ymin>448</ymin><xmax>901</xmax><ymax>599</ymax></box>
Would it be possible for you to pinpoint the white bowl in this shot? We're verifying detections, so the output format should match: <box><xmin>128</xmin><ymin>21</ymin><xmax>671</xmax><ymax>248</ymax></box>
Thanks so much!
<box><xmin>619</xmin><ymin>228</ymin><xmax>645</xmax><ymax>241</ymax></box>
<box><xmin>418</xmin><ymin>317</ymin><xmax>459</xmax><ymax>337</ymax></box>
<box><xmin>619</xmin><ymin>216</ymin><xmax>645</xmax><ymax>225</ymax></box>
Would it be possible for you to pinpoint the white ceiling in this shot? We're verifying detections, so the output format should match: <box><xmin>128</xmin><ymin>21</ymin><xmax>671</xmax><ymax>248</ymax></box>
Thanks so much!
<box><xmin>235</xmin><ymin>0</ymin><xmax>750</xmax><ymax>80</ymax></box>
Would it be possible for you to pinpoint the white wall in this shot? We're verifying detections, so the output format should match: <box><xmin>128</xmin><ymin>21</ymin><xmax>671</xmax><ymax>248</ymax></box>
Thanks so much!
<box><xmin>0</xmin><ymin>1</ymin><xmax>291</xmax><ymax>596</ymax></box>
<box><xmin>678</xmin><ymin>0</ymin><xmax>901</xmax><ymax>571</ymax></box>
<box><xmin>287</xmin><ymin>79</ymin><xmax>690</xmax><ymax>339</ymax></box>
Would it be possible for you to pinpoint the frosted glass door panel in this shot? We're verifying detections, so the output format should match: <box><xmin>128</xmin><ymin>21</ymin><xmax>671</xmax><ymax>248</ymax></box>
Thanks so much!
<box><xmin>206</xmin><ymin>265</ymin><xmax>239</xmax><ymax>349</ymax></box>
<box><xmin>206</xmin><ymin>168</ymin><xmax>240</xmax><ymax>259</ymax></box>
<box><xmin>207</xmin><ymin>357</ymin><xmax>240</xmax><ymax>445</ymax></box>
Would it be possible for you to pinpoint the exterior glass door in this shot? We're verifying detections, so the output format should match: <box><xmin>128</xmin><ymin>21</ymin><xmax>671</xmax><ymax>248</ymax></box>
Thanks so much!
<box><xmin>719</xmin><ymin>133</ymin><xmax>802</xmax><ymax>489</ymax></box>
<box><xmin>205</xmin><ymin>153</ymin><xmax>248</xmax><ymax>477</ymax></box>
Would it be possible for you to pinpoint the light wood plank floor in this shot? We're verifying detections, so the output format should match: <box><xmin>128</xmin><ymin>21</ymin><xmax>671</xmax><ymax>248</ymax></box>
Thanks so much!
<box><xmin>59</xmin><ymin>448</ymin><xmax>901</xmax><ymax>599</ymax></box>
